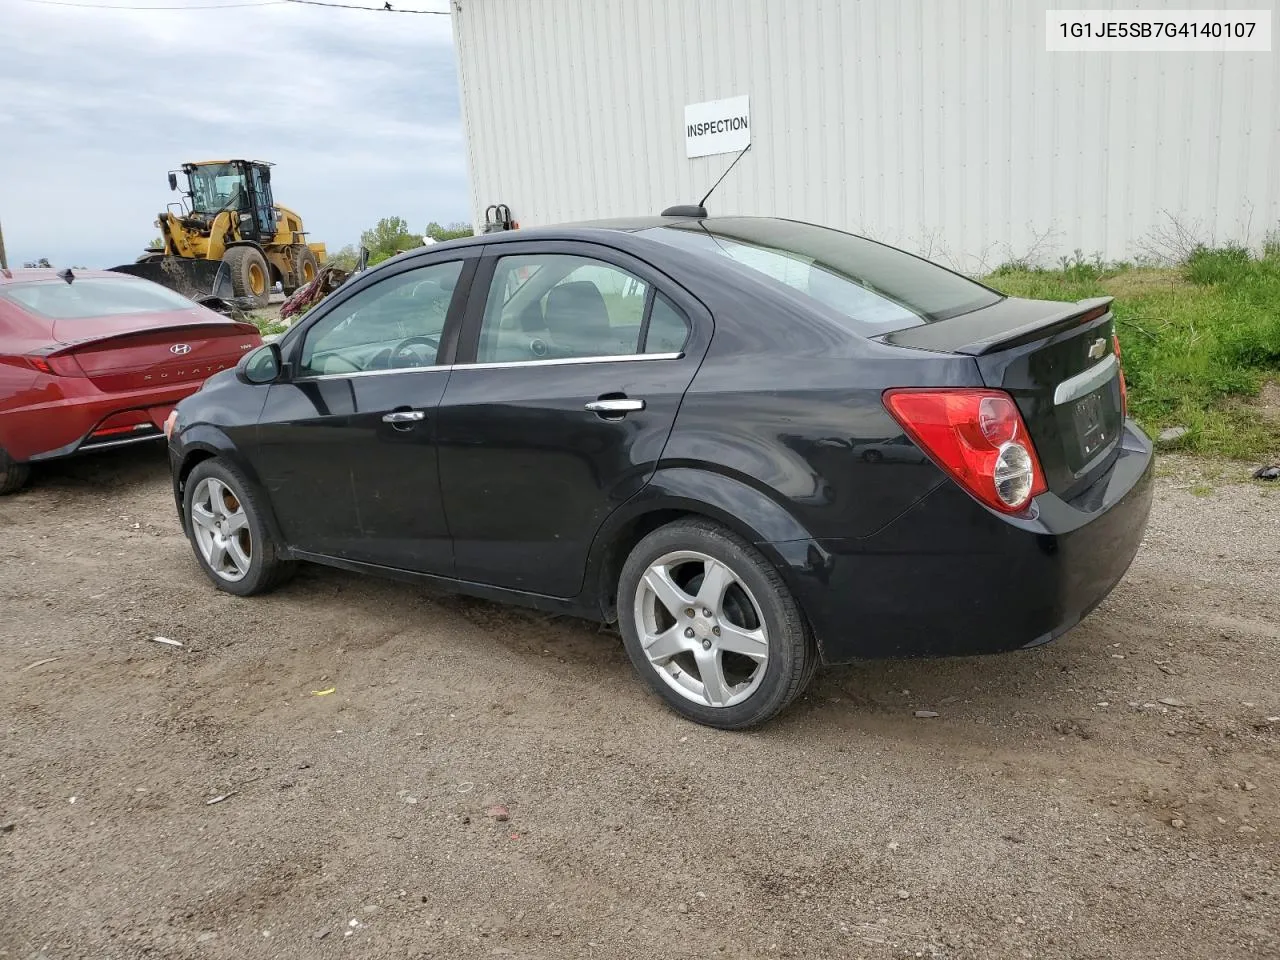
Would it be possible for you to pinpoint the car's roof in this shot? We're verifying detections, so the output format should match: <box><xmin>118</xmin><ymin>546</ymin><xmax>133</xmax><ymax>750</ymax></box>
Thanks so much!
<box><xmin>0</xmin><ymin>268</ymin><xmax>132</xmax><ymax>286</ymax></box>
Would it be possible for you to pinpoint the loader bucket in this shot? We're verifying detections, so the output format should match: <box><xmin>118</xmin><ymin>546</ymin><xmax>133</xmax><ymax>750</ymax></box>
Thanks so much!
<box><xmin>108</xmin><ymin>257</ymin><xmax>230</xmax><ymax>302</ymax></box>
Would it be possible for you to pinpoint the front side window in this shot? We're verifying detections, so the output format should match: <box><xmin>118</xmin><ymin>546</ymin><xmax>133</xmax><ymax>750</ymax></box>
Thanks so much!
<box><xmin>298</xmin><ymin>261</ymin><xmax>462</xmax><ymax>377</ymax></box>
<box><xmin>476</xmin><ymin>253</ymin><xmax>688</xmax><ymax>363</ymax></box>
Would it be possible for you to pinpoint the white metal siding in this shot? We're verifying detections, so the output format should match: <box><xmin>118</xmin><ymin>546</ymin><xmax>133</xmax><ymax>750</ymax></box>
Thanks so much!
<box><xmin>453</xmin><ymin>0</ymin><xmax>1278</xmax><ymax>271</ymax></box>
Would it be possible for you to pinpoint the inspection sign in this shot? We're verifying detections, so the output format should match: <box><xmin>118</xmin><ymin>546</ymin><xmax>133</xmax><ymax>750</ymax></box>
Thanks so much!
<box><xmin>684</xmin><ymin>95</ymin><xmax>751</xmax><ymax>159</ymax></box>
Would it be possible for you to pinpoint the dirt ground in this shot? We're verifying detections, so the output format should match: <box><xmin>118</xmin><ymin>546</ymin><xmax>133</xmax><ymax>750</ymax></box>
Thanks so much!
<box><xmin>2</xmin><ymin>448</ymin><xmax>1278</xmax><ymax>959</ymax></box>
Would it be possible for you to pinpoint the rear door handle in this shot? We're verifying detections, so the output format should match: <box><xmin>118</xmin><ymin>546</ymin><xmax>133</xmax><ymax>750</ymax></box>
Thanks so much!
<box><xmin>382</xmin><ymin>410</ymin><xmax>426</xmax><ymax>423</ymax></box>
<box><xmin>584</xmin><ymin>398</ymin><xmax>645</xmax><ymax>415</ymax></box>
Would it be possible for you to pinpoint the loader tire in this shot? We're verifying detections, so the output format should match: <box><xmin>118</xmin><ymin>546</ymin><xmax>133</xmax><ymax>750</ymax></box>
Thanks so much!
<box><xmin>289</xmin><ymin>246</ymin><xmax>320</xmax><ymax>293</ymax></box>
<box><xmin>223</xmin><ymin>247</ymin><xmax>271</xmax><ymax>309</ymax></box>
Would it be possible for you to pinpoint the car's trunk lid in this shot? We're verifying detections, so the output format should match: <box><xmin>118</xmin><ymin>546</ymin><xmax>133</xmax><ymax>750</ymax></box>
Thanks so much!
<box><xmin>47</xmin><ymin>312</ymin><xmax>261</xmax><ymax>393</ymax></box>
<box><xmin>878</xmin><ymin>296</ymin><xmax>1124</xmax><ymax>498</ymax></box>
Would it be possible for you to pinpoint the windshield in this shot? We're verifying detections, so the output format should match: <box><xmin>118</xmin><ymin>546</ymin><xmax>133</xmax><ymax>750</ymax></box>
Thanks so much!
<box><xmin>188</xmin><ymin>163</ymin><xmax>248</xmax><ymax>214</ymax></box>
<box><xmin>641</xmin><ymin>218</ymin><xmax>1002</xmax><ymax>330</ymax></box>
<box><xmin>2</xmin><ymin>277</ymin><xmax>196</xmax><ymax>319</ymax></box>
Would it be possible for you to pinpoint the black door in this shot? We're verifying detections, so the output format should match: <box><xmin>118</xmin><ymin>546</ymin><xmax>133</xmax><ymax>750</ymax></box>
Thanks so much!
<box><xmin>253</xmin><ymin>254</ymin><xmax>476</xmax><ymax>572</ymax></box>
<box><xmin>435</xmin><ymin>241</ymin><xmax>708</xmax><ymax>597</ymax></box>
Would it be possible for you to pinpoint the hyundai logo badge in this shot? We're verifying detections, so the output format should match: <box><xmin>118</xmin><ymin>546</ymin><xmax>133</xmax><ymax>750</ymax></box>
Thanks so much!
<box><xmin>170</xmin><ymin>343</ymin><xmax>192</xmax><ymax>355</ymax></box>
<box><xmin>1087</xmin><ymin>338</ymin><xmax>1107</xmax><ymax>360</ymax></box>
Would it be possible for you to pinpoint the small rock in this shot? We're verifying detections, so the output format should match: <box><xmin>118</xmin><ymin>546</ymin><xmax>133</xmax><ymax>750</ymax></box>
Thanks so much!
<box><xmin>914</xmin><ymin>710</ymin><xmax>940</xmax><ymax>719</ymax></box>
<box><xmin>363</xmin><ymin>905</ymin><xmax>380</xmax><ymax>914</ymax></box>
<box><xmin>314</xmin><ymin>929</ymin><xmax>330</xmax><ymax>940</ymax></box>
<box><xmin>1238</xmin><ymin>825</ymin><xmax>1258</xmax><ymax>834</ymax></box>
<box><xmin>0</xmin><ymin>821</ymin><xmax>15</xmax><ymax>833</ymax></box>
<box><xmin>1253</xmin><ymin>464</ymin><xmax>1279</xmax><ymax>481</ymax></box>
<box><xmin>887</xmin><ymin>841</ymin><xmax>899</xmax><ymax>851</ymax></box>
<box><xmin>1170</xmin><ymin>818</ymin><xmax>1185</xmax><ymax>829</ymax></box>
<box><xmin>677</xmin><ymin>902</ymin><xmax>689</xmax><ymax>914</ymax></box>
<box><xmin>485</xmin><ymin>804</ymin><xmax>510</xmax><ymax>822</ymax></box>
<box><xmin>196</xmin><ymin>932</ymin><xmax>216</xmax><ymax>943</ymax></box>
<box><xmin>897</xmin><ymin>889</ymin><xmax>911</xmax><ymax>900</ymax></box>
<box><xmin>1243</xmin><ymin>781</ymin><xmax>1257</xmax><ymax>792</ymax></box>
<box><xmin>1157</xmin><ymin>426</ymin><xmax>1188</xmax><ymax>443</ymax></box>
<box><xmin>1158</xmin><ymin>697</ymin><xmax>1188</xmax><ymax>707</ymax></box>
<box><xmin>550</xmin><ymin>929</ymin><xmax>563</xmax><ymax>938</ymax></box>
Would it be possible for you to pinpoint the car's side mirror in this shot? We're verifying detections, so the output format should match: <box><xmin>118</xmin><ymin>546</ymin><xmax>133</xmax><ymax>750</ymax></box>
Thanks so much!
<box><xmin>168</xmin><ymin>172</ymin><xmax>179</xmax><ymax>191</ymax></box>
<box><xmin>237</xmin><ymin>342</ymin><xmax>283</xmax><ymax>385</ymax></box>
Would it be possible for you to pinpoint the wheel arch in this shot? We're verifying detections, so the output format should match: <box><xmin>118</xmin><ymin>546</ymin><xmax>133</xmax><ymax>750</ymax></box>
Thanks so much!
<box><xmin>583</xmin><ymin>466</ymin><xmax>827</xmax><ymax>624</ymax></box>
<box><xmin>174</xmin><ymin>427</ymin><xmax>288</xmax><ymax>551</ymax></box>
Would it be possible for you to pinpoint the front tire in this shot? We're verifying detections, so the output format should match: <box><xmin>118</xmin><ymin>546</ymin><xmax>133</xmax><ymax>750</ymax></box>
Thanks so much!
<box><xmin>223</xmin><ymin>246</ymin><xmax>272</xmax><ymax>309</ymax></box>
<box><xmin>183</xmin><ymin>458</ymin><xmax>294</xmax><ymax>595</ymax></box>
<box><xmin>617</xmin><ymin>518</ymin><xmax>818</xmax><ymax>729</ymax></box>
<box><xmin>0</xmin><ymin>446</ymin><xmax>30</xmax><ymax>495</ymax></box>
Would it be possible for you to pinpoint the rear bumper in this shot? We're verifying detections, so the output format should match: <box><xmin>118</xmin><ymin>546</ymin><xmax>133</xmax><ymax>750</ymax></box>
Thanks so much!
<box><xmin>785</xmin><ymin>420</ymin><xmax>1155</xmax><ymax>662</ymax></box>
<box><xmin>0</xmin><ymin>383</ymin><xmax>200</xmax><ymax>462</ymax></box>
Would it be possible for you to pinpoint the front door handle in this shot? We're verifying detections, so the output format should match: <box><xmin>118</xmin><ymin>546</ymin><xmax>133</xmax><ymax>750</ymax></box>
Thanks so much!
<box><xmin>382</xmin><ymin>410</ymin><xmax>426</xmax><ymax>423</ymax></box>
<box><xmin>584</xmin><ymin>398</ymin><xmax>645</xmax><ymax>415</ymax></box>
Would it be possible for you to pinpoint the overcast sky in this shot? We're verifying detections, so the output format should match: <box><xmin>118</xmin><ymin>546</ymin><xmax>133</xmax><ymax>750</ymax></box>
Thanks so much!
<box><xmin>0</xmin><ymin>0</ymin><xmax>467</xmax><ymax>268</ymax></box>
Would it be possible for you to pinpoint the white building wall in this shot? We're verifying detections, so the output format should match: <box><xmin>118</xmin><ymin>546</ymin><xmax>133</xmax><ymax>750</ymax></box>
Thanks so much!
<box><xmin>453</xmin><ymin>0</ymin><xmax>1279</xmax><ymax>272</ymax></box>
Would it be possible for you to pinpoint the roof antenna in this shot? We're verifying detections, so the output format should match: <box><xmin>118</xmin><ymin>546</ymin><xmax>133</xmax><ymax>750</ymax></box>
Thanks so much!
<box><xmin>662</xmin><ymin>142</ymin><xmax>752</xmax><ymax>219</ymax></box>
<box><xmin>57</xmin><ymin>268</ymin><xmax>75</xmax><ymax>284</ymax></box>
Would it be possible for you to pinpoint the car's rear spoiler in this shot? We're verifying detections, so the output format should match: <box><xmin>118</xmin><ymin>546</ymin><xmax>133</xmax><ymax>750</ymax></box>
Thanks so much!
<box><xmin>877</xmin><ymin>296</ymin><xmax>1114</xmax><ymax>356</ymax></box>
<box><xmin>38</xmin><ymin>320</ymin><xmax>260</xmax><ymax>356</ymax></box>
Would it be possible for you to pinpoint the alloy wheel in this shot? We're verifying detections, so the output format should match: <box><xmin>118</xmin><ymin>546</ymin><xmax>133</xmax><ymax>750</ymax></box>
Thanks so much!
<box><xmin>633</xmin><ymin>550</ymin><xmax>770</xmax><ymax>708</ymax></box>
<box><xmin>190</xmin><ymin>477</ymin><xmax>252</xmax><ymax>582</ymax></box>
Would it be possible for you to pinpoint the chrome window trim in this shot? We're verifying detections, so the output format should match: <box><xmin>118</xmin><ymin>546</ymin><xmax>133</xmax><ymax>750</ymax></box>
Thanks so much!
<box><xmin>1054</xmin><ymin>353</ymin><xmax>1118</xmax><ymax>405</ymax></box>
<box><xmin>295</xmin><ymin>364</ymin><xmax>449</xmax><ymax>383</ymax></box>
<box><xmin>451</xmin><ymin>352</ymin><xmax>682</xmax><ymax>371</ymax></box>
<box><xmin>291</xmin><ymin>352</ymin><xmax>684</xmax><ymax>382</ymax></box>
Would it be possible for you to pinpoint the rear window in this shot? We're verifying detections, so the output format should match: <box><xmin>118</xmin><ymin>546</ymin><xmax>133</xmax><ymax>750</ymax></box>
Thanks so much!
<box><xmin>1</xmin><ymin>277</ymin><xmax>195</xmax><ymax>319</ymax></box>
<box><xmin>641</xmin><ymin>218</ymin><xmax>1001</xmax><ymax>330</ymax></box>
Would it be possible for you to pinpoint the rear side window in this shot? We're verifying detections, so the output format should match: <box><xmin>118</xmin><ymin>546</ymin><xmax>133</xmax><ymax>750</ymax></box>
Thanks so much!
<box><xmin>476</xmin><ymin>253</ymin><xmax>688</xmax><ymax>363</ymax></box>
<box><xmin>1</xmin><ymin>277</ymin><xmax>196</xmax><ymax>319</ymax></box>
<box><xmin>642</xmin><ymin>218</ymin><xmax>1002</xmax><ymax>331</ymax></box>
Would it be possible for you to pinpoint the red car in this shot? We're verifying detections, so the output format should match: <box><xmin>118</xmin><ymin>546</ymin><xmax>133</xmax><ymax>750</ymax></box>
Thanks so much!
<box><xmin>0</xmin><ymin>268</ymin><xmax>262</xmax><ymax>494</ymax></box>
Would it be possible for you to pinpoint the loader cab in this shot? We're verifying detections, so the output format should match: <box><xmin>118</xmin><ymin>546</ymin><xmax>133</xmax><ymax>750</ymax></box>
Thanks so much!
<box><xmin>180</xmin><ymin>160</ymin><xmax>278</xmax><ymax>242</ymax></box>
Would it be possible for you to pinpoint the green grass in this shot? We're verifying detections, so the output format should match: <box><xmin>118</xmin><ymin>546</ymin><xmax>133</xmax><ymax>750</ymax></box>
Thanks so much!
<box><xmin>246</xmin><ymin>312</ymin><xmax>289</xmax><ymax>337</ymax></box>
<box><xmin>984</xmin><ymin>248</ymin><xmax>1280</xmax><ymax>461</ymax></box>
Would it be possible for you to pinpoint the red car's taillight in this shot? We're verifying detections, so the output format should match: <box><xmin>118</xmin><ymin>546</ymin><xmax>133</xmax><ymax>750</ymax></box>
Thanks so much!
<box><xmin>1112</xmin><ymin>332</ymin><xmax>1128</xmax><ymax>419</ymax></box>
<box><xmin>26</xmin><ymin>351</ymin><xmax>85</xmax><ymax>377</ymax></box>
<box><xmin>883</xmin><ymin>388</ymin><xmax>1048</xmax><ymax>514</ymax></box>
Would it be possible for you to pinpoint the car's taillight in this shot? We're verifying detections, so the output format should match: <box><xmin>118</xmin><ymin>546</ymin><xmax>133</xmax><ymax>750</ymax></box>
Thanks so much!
<box><xmin>882</xmin><ymin>388</ymin><xmax>1048</xmax><ymax>514</ymax></box>
<box><xmin>26</xmin><ymin>351</ymin><xmax>85</xmax><ymax>377</ymax></box>
<box><xmin>1112</xmin><ymin>333</ymin><xmax>1128</xmax><ymax>419</ymax></box>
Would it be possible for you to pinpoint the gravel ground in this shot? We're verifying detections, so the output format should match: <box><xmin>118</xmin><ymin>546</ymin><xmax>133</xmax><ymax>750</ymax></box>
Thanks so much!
<box><xmin>2</xmin><ymin>449</ymin><xmax>1278</xmax><ymax>959</ymax></box>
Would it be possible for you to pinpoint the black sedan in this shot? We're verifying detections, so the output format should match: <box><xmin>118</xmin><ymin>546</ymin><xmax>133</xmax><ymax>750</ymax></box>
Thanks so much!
<box><xmin>166</xmin><ymin>216</ymin><xmax>1153</xmax><ymax>728</ymax></box>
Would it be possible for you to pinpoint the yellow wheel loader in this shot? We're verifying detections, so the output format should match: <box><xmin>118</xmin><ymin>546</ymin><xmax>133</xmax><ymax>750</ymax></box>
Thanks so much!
<box><xmin>111</xmin><ymin>160</ymin><xmax>326</xmax><ymax>309</ymax></box>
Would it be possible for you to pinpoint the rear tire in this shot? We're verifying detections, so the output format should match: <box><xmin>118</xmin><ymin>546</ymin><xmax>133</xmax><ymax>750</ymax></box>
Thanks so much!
<box><xmin>223</xmin><ymin>246</ymin><xmax>271</xmax><ymax>309</ymax></box>
<box><xmin>617</xmin><ymin>517</ymin><xmax>818</xmax><ymax>729</ymax></box>
<box><xmin>183</xmin><ymin>458</ymin><xmax>294</xmax><ymax>596</ymax></box>
<box><xmin>0</xmin><ymin>446</ymin><xmax>30</xmax><ymax>495</ymax></box>
<box><xmin>289</xmin><ymin>245</ymin><xmax>320</xmax><ymax>293</ymax></box>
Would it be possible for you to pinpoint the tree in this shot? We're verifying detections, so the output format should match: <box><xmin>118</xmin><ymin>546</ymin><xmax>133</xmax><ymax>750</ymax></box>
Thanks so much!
<box><xmin>326</xmin><ymin>244</ymin><xmax>360</xmax><ymax>271</ymax></box>
<box><xmin>425</xmin><ymin>221</ymin><xmax>474</xmax><ymax>243</ymax></box>
<box><xmin>361</xmin><ymin>216</ymin><xmax>423</xmax><ymax>264</ymax></box>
